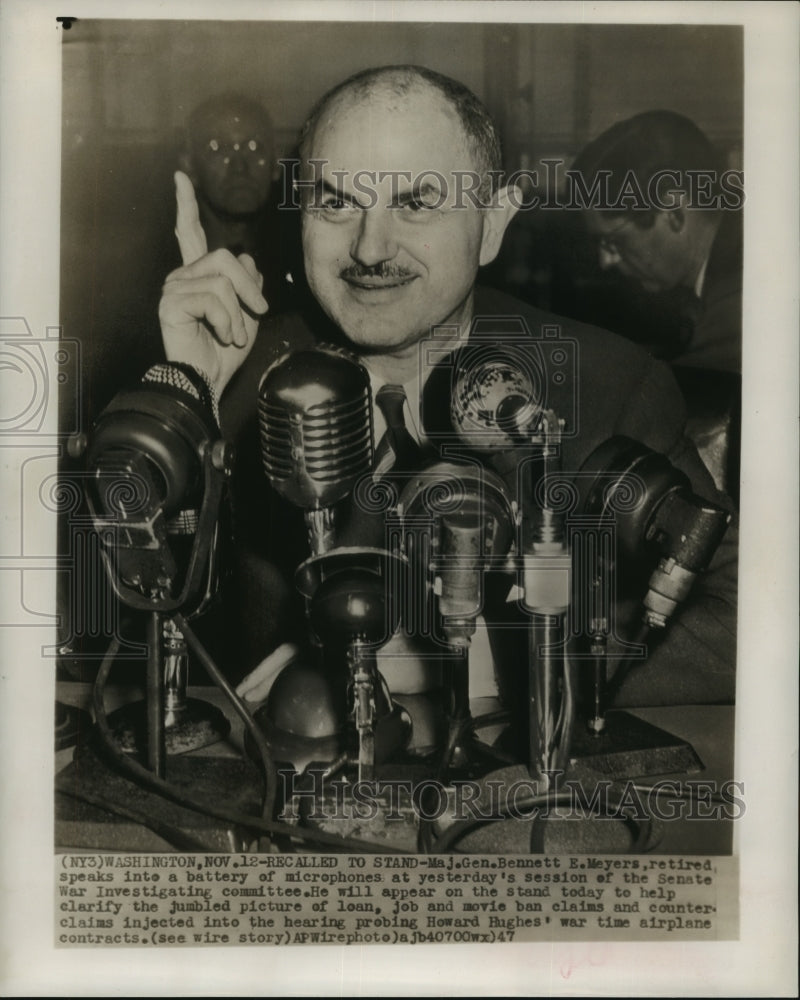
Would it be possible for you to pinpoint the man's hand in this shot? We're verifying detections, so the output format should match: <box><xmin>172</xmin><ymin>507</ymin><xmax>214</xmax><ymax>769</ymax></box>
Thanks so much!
<box><xmin>235</xmin><ymin>642</ymin><xmax>301</xmax><ymax>705</ymax></box>
<box><xmin>158</xmin><ymin>171</ymin><xmax>269</xmax><ymax>397</ymax></box>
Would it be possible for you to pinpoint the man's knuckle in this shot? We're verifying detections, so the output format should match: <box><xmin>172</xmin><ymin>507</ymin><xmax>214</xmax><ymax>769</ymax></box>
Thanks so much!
<box><xmin>210</xmin><ymin>247</ymin><xmax>236</xmax><ymax>268</ymax></box>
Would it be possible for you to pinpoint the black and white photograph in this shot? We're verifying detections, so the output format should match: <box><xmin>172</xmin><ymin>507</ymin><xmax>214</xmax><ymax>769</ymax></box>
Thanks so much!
<box><xmin>1</xmin><ymin>1</ymin><xmax>797</xmax><ymax>996</ymax></box>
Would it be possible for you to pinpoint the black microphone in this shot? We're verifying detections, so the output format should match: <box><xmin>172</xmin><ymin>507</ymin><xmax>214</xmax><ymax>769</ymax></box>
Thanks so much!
<box><xmin>578</xmin><ymin>436</ymin><xmax>731</xmax><ymax>629</ymax></box>
<box><xmin>79</xmin><ymin>365</ymin><xmax>229</xmax><ymax>612</ymax></box>
<box><xmin>75</xmin><ymin>364</ymin><xmax>234</xmax><ymax>762</ymax></box>
<box><xmin>397</xmin><ymin>460</ymin><xmax>514</xmax><ymax>776</ymax></box>
<box><xmin>257</xmin><ymin>345</ymin><xmax>374</xmax><ymax>554</ymax></box>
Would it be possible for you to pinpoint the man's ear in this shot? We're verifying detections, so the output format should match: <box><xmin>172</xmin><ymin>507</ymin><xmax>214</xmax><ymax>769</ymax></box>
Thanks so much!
<box><xmin>479</xmin><ymin>184</ymin><xmax>521</xmax><ymax>266</ymax></box>
<box><xmin>666</xmin><ymin>190</ymin><xmax>690</xmax><ymax>233</ymax></box>
<box><xmin>666</xmin><ymin>208</ymin><xmax>687</xmax><ymax>233</ymax></box>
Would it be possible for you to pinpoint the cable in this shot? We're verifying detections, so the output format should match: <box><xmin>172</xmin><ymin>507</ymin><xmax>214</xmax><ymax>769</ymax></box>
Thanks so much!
<box><xmin>56</xmin><ymin>785</ymin><xmax>229</xmax><ymax>853</ymax></box>
<box><xmin>552</xmin><ymin>655</ymin><xmax>576</xmax><ymax>772</ymax></box>
<box><xmin>428</xmin><ymin>787</ymin><xmax>660</xmax><ymax>855</ymax></box>
<box><xmin>472</xmin><ymin>709</ymin><xmax>512</xmax><ymax>730</ymax></box>
<box><xmin>629</xmin><ymin>784</ymin><xmax>737</xmax><ymax>806</ymax></box>
<box><xmin>91</xmin><ymin>638</ymin><xmax>410</xmax><ymax>854</ymax></box>
<box><xmin>174</xmin><ymin>612</ymin><xmax>277</xmax><ymax>822</ymax></box>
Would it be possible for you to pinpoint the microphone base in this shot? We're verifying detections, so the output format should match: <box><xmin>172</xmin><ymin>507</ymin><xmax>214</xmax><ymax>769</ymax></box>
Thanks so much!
<box><xmin>244</xmin><ymin>701</ymin><xmax>412</xmax><ymax>779</ymax></box>
<box><xmin>442</xmin><ymin>725</ymin><xmax>518</xmax><ymax>781</ymax></box>
<box><xmin>104</xmin><ymin>698</ymin><xmax>231</xmax><ymax>757</ymax></box>
<box><xmin>567</xmin><ymin>710</ymin><xmax>704</xmax><ymax>781</ymax></box>
<box><xmin>288</xmin><ymin>770</ymin><xmax>421</xmax><ymax>854</ymax></box>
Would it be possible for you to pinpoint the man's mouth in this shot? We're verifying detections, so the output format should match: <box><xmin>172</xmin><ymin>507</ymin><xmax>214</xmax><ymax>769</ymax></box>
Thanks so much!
<box><xmin>340</xmin><ymin>264</ymin><xmax>418</xmax><ymax>292</ymax></box>
<box><xmin>343</xmin><ymin>274</ymin><xmax>418</xmax><ymax>290</ymax></box>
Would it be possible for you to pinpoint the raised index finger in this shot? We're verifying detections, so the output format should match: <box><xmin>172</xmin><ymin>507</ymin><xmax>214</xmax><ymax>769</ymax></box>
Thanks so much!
<box><xmin>174</xmin><ymin>170</ymin><xmax>208</xmax><ymax>266</ymax></box>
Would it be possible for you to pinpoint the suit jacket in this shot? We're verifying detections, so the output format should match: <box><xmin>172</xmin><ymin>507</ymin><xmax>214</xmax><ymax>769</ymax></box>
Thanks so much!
<box><xmin>674</xmin><ymin>209</ymin><xmax>743</xmax><ymax>374</ymax></box>
<box><xmin>219</xmin><ymin>286</ymin><xmax>738</xmax><ymax>708</ymax></box>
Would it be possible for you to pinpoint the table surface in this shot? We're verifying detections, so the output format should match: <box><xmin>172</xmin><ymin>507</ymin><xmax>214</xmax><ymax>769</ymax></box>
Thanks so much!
<box><xmin>55</xmin><ymin>682</ymin><xmax>736</xmax><ymax>855</ymax></box>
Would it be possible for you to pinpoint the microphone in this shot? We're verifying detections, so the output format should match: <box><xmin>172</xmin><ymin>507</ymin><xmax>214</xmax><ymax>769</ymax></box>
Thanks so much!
<box><xmin>82</xmin><ymin>366</ymin><xmax>229</xmax><ymax>611</ymax></box>
<box><xmin>75</xmin><ymin>364</ymin><xmax>233</xmax><ymax>764</ymax></box>
<box><xmin>578</xmin><ymin>436</ymin><xmax>731</xmax><ymax>629</ymax></box>
<box><xmin>257</xmin><ymin>345</ymin><xmax>374</xmax><ymax>554</ymax></box>
<box><xmin>450</xmin><ymin>342</ymin><xmax>546</xmax><ymax>450</ymax></box>
<box><xmin>447</xmin><ymin>344</ymin><xmax>571</xmax><ymax>783</ymax></box>
<box><xmin>399</xmin><ymin>461</ymin><xmax>514</xmax><ymax>645</ymax></box>
<box><xmin>399</xmin><ymin>461</ymin><xmax>514</xmax><ymax>776</ymax></box>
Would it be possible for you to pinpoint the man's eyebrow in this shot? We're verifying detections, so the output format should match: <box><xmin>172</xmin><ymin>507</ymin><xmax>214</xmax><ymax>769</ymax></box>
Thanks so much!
<box><xmin>305</xmin><ymin>178</ymin><xmax>361</xmax><ymax>206</ymax></box>
<box><xmin>391</xmin><ymin>180</ymin><xmax>444</xmax><ymax>207</ymax></box>
<box><xmin>299</xmin><ymin>176</ymin><xmax>446</xmax><ymax>208</ymax></box>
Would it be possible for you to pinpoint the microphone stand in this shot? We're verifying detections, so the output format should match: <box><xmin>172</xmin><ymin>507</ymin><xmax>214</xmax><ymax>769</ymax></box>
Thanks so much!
<box><xmin>107</xmin><ymin>612</ymin><xmax>231</xmax><ymax>764</ymax></box>
<box><xmin>567</xmin><ymin>436</ymin><xmax>730</xmax><ymax>779</ymax></box>
<box><xmin>517</xmin><ymin>412</ymin><xmax>573</xmax><ymax>788</ymax></box>
<box><xmin>78</xmin><ymin>434</ymin><xmax>233</xmax><ymax>768</ymax></box>
<box><xmin>296</xmin><ymin>549</ymin><xmax>411</xmax><ymax>784</ymax></box>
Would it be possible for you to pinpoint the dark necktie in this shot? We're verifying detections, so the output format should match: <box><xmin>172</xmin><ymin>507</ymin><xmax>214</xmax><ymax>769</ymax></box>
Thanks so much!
<box><xmin>373</xmin><ymin>384</ymin><xmax>421</xmax><ymax>476</ymax></box>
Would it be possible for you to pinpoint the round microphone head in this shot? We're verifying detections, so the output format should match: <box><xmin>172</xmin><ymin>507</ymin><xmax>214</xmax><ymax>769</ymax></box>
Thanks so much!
<box><xmin>450</xmin><ymin>343</ymin><xmax>544</xmax><ymax>449</ymax></box>
<box><xmin>399</xmin><ymin>461</ymin><xmax>515</xmax><ymax>558</ymax></box>
<box><xmin>578</xmin><ymin>435</ymin><xmax>689</xmax><ymax>557</ymax></box>
<box><xmin>258</xmin><ymin>345</ymin><xmax>374</xmax><ymax>509</ymax></box>
<box><xmin>87</xmin><ymin>387</ymin><xmax>213</xmax><ymax>518</ymax></box>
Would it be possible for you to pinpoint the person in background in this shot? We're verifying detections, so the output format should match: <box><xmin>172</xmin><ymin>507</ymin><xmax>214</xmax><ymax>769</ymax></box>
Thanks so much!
<box><xmin>570</xmin><ymin>110</ymin><xmax>743</xmax><ymax>496</ymax></box>
<box><xmin>571</xmin><ymin>110</ymin><xmax>742</xmax><ymax>374</ymax></box>
<box><xmin>178</xmin><ymin>92</ymin><xmax>294</xmax><ymax>312</ymax></box>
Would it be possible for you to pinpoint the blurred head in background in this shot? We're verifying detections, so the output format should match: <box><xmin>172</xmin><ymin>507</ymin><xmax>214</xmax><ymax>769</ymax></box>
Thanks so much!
<box><xmin>572</xmin><ymin>110</ymin><xmax>728</xmax><ymax>296</ymax></box>
<box><xmin>182</xmin><ymin>93</ymin><xmax>275</xmax><ymax>221</ymax></box>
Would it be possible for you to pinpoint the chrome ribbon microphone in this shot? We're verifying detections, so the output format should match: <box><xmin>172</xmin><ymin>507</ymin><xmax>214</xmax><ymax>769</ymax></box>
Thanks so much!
<box><xmin>257</xmin><ymin>345</ymin><xmax>374</xmax><ymax>555</ymax></box>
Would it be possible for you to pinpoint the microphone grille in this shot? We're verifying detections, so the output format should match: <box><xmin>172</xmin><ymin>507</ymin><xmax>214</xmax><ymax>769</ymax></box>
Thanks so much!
<box><xmin>258</xmin><ymin>346</ymin><xmax>374</xmax><ymax>508</ymax></box>
<box><xmin>451</xmin><ymin>343</ymin><xmax>544</xmax><ymax>449</ymax></box>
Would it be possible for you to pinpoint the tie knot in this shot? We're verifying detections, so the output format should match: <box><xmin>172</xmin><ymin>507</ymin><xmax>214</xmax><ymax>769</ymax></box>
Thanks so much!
<box><xmin>373</xmin><ymin>383</ymin><xmax>420</xmax><ymax>476</ymax></box>
<box><xmin>375</xmin><ymin>384</ymin><xmax>408</xmax><ymax>430</ymax></box>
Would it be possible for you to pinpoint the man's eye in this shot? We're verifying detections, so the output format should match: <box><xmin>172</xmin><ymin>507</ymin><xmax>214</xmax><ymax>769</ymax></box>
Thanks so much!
<box><xmin>398</xmin><ymin>193</ymin><xmax>444</xmax><ymax>216</ymax></box>
<box><xmin>317</xmin><ymin>197</ymin><xmax>359</xmax><ymax>215</ymax></box>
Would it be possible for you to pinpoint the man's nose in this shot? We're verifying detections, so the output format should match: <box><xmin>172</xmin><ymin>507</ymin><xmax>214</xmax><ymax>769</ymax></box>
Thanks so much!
<box><xmin>226</xmin><ymin>150</ymin><xmax>248</xmax><ymax>175</ymax></box>
<box><xmin>350</xmin><ymin>209</ymin><xmax>398</xmax><ymax>266</ymax></box>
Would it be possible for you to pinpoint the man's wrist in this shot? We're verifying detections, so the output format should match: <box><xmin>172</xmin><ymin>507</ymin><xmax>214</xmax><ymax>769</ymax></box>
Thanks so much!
<box><xmin>142</xmin><ymin>362</ymin><xmax>220</xmax><ymax>426</ymax></box>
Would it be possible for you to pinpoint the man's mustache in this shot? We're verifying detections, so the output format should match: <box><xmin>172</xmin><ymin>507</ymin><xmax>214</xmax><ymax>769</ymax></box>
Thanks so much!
<box><xmin>340</xmin><ymin>262</ymin><xmax>417</xmax><ymax>281</ymax></box>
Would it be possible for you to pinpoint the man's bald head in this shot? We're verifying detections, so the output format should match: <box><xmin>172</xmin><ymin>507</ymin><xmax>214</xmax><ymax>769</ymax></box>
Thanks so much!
<box><xmin>299</xmin><ymin>66</ymin><xmax>503</xmax><ymax>200</ymax></box>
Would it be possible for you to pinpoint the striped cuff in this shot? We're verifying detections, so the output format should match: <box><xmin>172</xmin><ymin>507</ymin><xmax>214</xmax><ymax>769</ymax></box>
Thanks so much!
<box><xmin>142</xmin><ymin>362</ymin><xmax>220</xmax><ymax>426</ymax></box>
